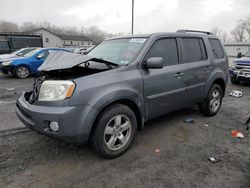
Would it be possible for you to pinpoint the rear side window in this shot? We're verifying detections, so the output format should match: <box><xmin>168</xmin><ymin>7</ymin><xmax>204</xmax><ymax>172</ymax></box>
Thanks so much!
<box><xmin>181</xmin><ymin>38</ymin><xmax>207</xmax><ymax>63</ymax></box>
<box><xmin>209</xmin><ymin>39</ymin><xmax>224</xmax><ymax>59</ymax></box>
<box><xmin>145</xmin><ymin>38</ymin><xmax>178</xmax><ymax>66</ymax></box>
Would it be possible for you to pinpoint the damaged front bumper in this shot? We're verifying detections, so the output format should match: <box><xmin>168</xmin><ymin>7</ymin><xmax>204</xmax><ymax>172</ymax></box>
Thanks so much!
<box><xmin>16</xmin><ymin>93</ymin><xmax>98</xmax><ymax>144</ymax></box>
<box><xmin>229</xmin><ymin>68</ymin><xmax>250</xmax><ymax>82</ymax></box>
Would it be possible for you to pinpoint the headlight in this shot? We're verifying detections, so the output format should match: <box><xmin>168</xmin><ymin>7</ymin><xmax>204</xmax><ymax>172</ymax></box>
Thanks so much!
<box><xmin>2</xmin><ymin>61</ymin><xmax>12</xmax><ymax>66</ymax></box>
<box><xmin>38</xmin><ymin>80</ymin><xmax>75</xmax><ymax>101</ymax></box>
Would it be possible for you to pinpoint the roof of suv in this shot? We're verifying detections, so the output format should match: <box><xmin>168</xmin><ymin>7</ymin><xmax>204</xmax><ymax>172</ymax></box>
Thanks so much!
<box><xmin>107</xmin><ymin>31</ymin><xmax>217</xmax><ymax>41</ymax></box>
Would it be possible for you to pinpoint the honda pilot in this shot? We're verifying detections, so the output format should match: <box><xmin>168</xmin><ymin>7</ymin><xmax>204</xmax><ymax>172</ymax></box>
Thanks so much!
<box><xmin>16</xmin><ymin>30</ymin><xmax>228</xmax><ymax>158</ymax></box>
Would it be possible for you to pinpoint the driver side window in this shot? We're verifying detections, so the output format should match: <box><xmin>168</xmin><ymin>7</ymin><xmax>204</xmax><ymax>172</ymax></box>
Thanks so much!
<box><xmin>144</xmin><ymin>38</ymin><xmax>178</xmax><ymax>66</ymax></box>
<box><xmin>37</xmin><ymin>50</ymin><xmax>49</xmax><ymax>59</ymax></box>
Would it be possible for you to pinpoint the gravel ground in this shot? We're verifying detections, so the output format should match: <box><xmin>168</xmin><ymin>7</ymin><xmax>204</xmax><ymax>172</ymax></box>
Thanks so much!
<box><xmin>0</xmin><ymin>74</ymin><xmax>249</xmax><ymax>188</ymax></box>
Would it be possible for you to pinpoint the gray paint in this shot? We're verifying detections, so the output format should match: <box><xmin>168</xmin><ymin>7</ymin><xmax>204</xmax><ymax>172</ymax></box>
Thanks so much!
<box><xmin>16</xmin><ymin>32</ymin><xmax>228</xmax><ymax>143</ymax></box>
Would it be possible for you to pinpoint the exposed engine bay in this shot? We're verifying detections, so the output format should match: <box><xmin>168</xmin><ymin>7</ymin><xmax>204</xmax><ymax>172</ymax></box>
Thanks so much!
<box><xmin>24</xmin><ymin>51</ymin><xmax>119</xmax><ymax>104</ymax></box>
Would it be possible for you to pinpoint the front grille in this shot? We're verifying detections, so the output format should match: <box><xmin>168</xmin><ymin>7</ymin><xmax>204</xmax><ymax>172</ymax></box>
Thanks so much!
<box><xmin>238</xmin><ymin>69</ymin><xmax>250</xmax><ymax>78</ymax></box>
<box><xmin>236</xmin><ymin>64</ymin><xmax>250</xmax><ymax>69</ymax></box>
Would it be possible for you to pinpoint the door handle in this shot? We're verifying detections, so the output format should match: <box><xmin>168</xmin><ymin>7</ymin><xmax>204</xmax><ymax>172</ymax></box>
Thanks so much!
<box><xmin>174</xmin><ymin>72</ymin><xmax>184</xmax><ymax>77</ymax></box>
<box><xmin>204</xmin><ymin>66</ymin><xmax>212</xmax><ymax>71</ymax></box>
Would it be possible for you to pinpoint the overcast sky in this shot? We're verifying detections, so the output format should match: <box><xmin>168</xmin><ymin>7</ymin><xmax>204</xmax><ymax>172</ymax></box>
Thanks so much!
<box><xmin>0</xmin><ymin>0</ymin><xmax>250</xmax><ymax>34</ymax></box>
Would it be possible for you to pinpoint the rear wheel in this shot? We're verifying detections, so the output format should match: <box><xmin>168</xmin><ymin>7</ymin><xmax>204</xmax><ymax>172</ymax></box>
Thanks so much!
<box><xmin>92</xmin><ymin>104</ymin><xmax>137</xmax><ymax>158</ymax></box>
<box><xmin>15</xmin><ymin>66</ymin><xmax>30</xmax><ymax>79</ymax></box>
<box><xmin>199</xmin><ymin>84</ymin><xmax>223</xmax><ymax>116</ymax></box>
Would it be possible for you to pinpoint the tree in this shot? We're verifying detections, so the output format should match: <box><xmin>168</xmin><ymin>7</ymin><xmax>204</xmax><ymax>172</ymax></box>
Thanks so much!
<box><xmin>19</xmin><ymin>22</ymin><xmax>36</xmax><ymax>31</ymax></box>
<box><xmin>81</xmin><ymin>26</ymin><xmax>108</xmax><ymax>44</ymax></box>
<box><xmin>0</xmin><ymin>20</ymin><xmax>18</xmax><ymax>32</ymax></box>
<box><xmin>211</xmin><ymin>26</ymin><xmax>229</xmax><ymax>42</ymax></box>
<box><xmin>231</xmin><ymin>20</ymin><xmax>246</xmax><ymax>42</ymax></box>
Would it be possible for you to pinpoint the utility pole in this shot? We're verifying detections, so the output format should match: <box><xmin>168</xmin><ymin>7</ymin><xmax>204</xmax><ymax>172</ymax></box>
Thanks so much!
<box><xmin>132</xmin><ymin>0</ymin><xmax>134</xmax><ymax>35</ymax></box>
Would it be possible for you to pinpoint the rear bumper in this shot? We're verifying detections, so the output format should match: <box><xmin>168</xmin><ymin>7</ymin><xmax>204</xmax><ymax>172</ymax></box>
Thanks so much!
<box><xmin>16</xmin><ymin>93</ymin><xmax>98</xmax><ymax>144</ymax></box>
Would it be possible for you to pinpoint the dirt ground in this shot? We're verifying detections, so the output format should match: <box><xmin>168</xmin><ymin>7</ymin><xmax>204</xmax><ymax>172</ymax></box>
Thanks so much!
<box><xmin>0</xmin><ymin>73</ymin><xmax>249</xmax><ymax>188</ymax></box>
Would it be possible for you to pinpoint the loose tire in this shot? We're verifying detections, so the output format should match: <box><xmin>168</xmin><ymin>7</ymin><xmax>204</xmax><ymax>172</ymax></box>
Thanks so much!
<box><xmin>15</xmin><ymin>66</ymin><xmax>30</xmax><ymax>79</ymax></box>
<box><xmin>230</xmin><ymin>77</ymin><xmax>240</xmax><ymax>85</ymax></box>
<box><xmin>199</xmin><ymin>84</ymin><xmax>223</xmax><ymax>116</ymax></box>
<box><xmin>92</xmin><ymin>104</ymin><xmax>137</xmax><ymax>158</ymax></box>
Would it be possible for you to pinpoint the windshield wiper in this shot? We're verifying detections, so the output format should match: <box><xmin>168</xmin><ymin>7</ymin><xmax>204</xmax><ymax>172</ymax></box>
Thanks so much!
<box><xmin>90</xmin><ymin>57</ymin><xmax>119</xmax><ymax>69</ymax></box>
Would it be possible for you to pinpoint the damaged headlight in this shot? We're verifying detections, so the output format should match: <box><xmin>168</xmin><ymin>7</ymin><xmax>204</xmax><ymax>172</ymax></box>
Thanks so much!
<box><xmin>38</xmin><ymin>80</ymin><xmax>75</xmax><ymax>101</ymax></box>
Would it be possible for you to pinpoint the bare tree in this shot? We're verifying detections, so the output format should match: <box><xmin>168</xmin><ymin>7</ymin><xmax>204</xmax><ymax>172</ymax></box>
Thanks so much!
<box><xmin>231</xmin><ymin>21</ymin><xmax>246</xmax><ymax>42</ymax></box>
<box><xmin>81</xmin><ymin>26</ymin><xmax>108</xmax><ymax>44</ymax></box>
<box><xmin>19</xmin><ymin>22</ymin><xmax>36</xmax><ymax>31</ymax></box>
<box><xmin>0</xmin><ymin>20</ymin><xmax>18</xmax><ymax>32</ymax></box>
<box><xmin>241</xmin><ymin>16</ymin><xmax>250</xmax><ymax>40</ymax></box>
<box><xmin>211</xmin><ymin>26</ymin><xmax>229</xmax><ymax>42</ymax></box>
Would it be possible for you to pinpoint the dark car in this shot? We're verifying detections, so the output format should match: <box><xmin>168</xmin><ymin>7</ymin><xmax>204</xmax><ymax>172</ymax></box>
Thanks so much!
<box><xmin>0</xmin><ymin>48</ymin><xmax>69</xmax><ymax>78</ymax></box>
<box><xmin>16</xmin><ymin>30</ymin><xmax>228</xmax><ymax>158</ymax></box>
<box><xmin>229</xmin><ymin>51</ymin><xmax>250</xmax><ymax>84</ymax></box>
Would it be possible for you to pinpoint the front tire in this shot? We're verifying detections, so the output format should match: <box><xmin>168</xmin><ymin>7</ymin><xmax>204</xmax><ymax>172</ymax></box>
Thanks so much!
<box><xmin>92</xmin><ymin>104</ymin><xmax>137</xmax><ymax>158</ymax></box>
<box><xmin>199</xmin><ymin>84</ymin><xmax>223</xmax><ymax>116</ymax></box>
<box><xmin>15</xmin><ymin>66</ymin><xmax>30</xmax><ymax>79</ymax></box>
<box><xmin>230</xmin><ymin>77</ymin><xmax>239</xmax><ymax>85</ymax></box>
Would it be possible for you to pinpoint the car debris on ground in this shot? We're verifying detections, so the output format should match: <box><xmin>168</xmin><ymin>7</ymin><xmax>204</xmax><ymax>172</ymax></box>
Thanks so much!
<box><xmin>229</xmin><ymin>90</ymin><xmax>243</xmax><ymax>98</ymax></box>
<box><xmin>209</xmin><ymin>157</ymin><xmax>220</xmax><ymax>163</ymax></box>
<box><xmin>231</xmin><ymin>130</ymin><xmax>244</xmax><ymax>139</ymax></box>
<box><xmin>183</xmin><ymin>117</ymin><xmax>195</xmax><ymax>123</ymax></box>
<box><xmin>154</xmin><ymin>149</ymin><xmax>160</xmax><ymax>153</ymax></box>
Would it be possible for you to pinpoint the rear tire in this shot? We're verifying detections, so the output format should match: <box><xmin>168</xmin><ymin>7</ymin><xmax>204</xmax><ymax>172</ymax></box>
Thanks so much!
<box><xmin>199</xmin><ymin>84</ymin><xmax>223</xmax><ymax>117</ymax></box>
<box><xmin>92</xmin><ymin>104</ymin><xmax>137</xmax><ymax>158</ymax></box>
<box><xmin>15</xmin><ymin>66</ymin><xmax>30</xmax><ymax>79</ymax></box>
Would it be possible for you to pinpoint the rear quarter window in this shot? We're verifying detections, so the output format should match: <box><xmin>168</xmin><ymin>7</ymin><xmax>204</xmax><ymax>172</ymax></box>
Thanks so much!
<box><xmin>208</xmin><ymin>39</ymin><xmax>224</xmax><ymax>59</ymax></box>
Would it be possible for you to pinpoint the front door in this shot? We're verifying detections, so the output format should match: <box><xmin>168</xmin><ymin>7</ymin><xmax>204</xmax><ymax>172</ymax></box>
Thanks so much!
<box><xmin>140</xmin><ymin>38</ymin><xmax>187</xmax><ymax>120</ymax></box>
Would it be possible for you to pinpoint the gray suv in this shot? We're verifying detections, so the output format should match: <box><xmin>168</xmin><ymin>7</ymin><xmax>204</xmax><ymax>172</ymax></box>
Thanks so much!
<box><xmin>16</xmin><ymin>30</ymin><xmax>228</xmax><ymax>158</ymax></box>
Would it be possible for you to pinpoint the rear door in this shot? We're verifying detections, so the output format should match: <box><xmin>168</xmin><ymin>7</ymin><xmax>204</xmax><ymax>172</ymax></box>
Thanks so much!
<box><xmin>178</xmin><ymin>37</ymin><xmax>211</xmax><ymax>105</ymax></box>
<box><xmin>141</xmin><ymin>38</ymin><xmax>188</xmax><ymax>119</ymax></box>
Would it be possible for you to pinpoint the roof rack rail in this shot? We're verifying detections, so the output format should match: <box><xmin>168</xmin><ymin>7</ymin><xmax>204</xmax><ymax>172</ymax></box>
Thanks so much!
<box><xmin>176</xmin><ymin>29</ymin><xmax>213</xmax><ymax>35</ymax></box>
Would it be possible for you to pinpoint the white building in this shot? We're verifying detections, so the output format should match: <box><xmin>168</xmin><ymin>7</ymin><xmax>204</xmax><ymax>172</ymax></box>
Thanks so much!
<box><xmin>224</xmin><ymin>42</ymin><xmax>250</xmax><ymax>66</ymax></box>
<box><xmin>26</xmin><ymin>28</ymin><xmax>93</xmax><ymax>49</ymax></box>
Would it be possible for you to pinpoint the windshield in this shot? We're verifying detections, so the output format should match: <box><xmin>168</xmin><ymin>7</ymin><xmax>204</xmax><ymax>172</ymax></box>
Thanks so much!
<box><xmin>23</xmin><ymin>48</ymin><xmax>41</xmax><ymax>57</ymax></box>
<box><xmin>244</xmin><ymin>51</ymin><xmax>250</xmax><ymax>57</ymax></box>
<box><xmin>88</xmin><ymin>38</ymin><xmax>147</xmax><ymax>65</ymax></box>
<box><xmin>12</xmin><ymin>48</ymin><xmax>35</xmax><ymax>56</ymax></box>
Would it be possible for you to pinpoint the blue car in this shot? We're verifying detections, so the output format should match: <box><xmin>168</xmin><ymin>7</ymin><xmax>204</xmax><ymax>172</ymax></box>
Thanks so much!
<box><xmin>229</xmin><ymin>51</ymin><xmax>250</xmax><ymax>84</ymax></box>
<box><xmin>0</xmin><ymin>48</ymin><xmax>69</xmax><ymax>78</ymax></box>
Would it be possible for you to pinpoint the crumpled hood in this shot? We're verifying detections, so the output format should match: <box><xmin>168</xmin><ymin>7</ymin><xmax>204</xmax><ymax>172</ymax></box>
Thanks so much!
<box><xmin>38</xmin><ymin>51</ymin><xmax>118</xmax><ymax>72</ymax></box>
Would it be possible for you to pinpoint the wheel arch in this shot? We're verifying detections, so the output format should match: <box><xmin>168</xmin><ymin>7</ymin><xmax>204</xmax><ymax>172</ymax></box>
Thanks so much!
<box><xmin>14</xmin><ymin>64</ymin><xmax>32</xmax><ymax>77</ymax></box>
<box><xmin>89</xmin><ymin>98</ymin><xmax>144</xmax><ymax>143</ymax></box>
<box><xmin>213</xmin><ymin>78</ymin><xmax>226</xmax><ymax>96</ymax></box>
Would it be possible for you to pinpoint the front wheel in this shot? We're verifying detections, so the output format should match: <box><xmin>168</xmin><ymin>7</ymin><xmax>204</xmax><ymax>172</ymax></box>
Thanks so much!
<box><xmin>199</xmin><ymin>84</ymin><xmax>223</xmax><ymax>116</ymax></box>
<box><xmin>92</xmin><ymin>104</ymin><xmax>137</xmax><ymax>158</ymax></box>
<box><xmin>15</xmin><ymin>66</ymin><xmax>30</xmax><ymax>79</ymax></box>
<box><xmin>230</xmin><ymin>77</ymin><xmax>240</xmax><ymax>85</ymax></box>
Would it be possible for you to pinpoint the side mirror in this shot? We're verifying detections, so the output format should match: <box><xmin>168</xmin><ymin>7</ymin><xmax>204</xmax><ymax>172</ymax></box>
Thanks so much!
<box><xmin>144</xmin><ymin>57</ymin><xmax>163</xmax><ymax>69</ymax></box>
<box><xmin>36</xmin><ymin>54</ymin><xmax>44</xmax><ymax>59</ymax></box>
<box><xmin>237</xmin><ymin>52</ymin><xmax>242</xmax><ymax>58</ymax></box>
